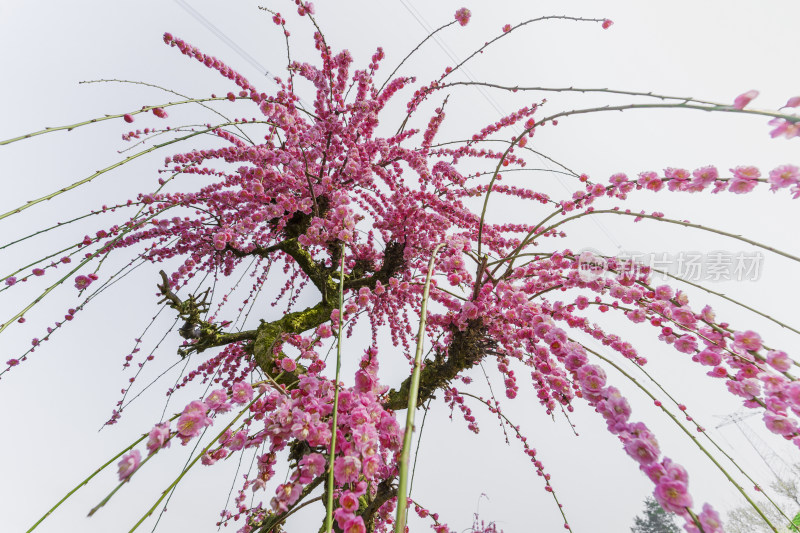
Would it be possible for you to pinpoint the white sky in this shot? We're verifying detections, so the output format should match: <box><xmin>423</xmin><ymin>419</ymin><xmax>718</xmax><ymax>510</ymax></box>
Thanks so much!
<box><xmin>1</xmin><ymin>1</ymin><xmax>800</xmax><ymax>533</ymax></box>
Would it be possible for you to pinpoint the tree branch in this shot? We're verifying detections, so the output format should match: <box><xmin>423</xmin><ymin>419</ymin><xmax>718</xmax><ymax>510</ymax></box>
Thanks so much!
<box><xmin>252</xmin><ymin>300</ymin><xmax>334</xmax><ymax>379</ymax></box>
<box><xmin>384</xmin><ymin>320</ymin><xmax>488</xmax><ymax>411</ymax></box>
<box><xmin>156</xmin><ymin>270</ymin><xmax>257</xmax><ymax>356</ymax></box>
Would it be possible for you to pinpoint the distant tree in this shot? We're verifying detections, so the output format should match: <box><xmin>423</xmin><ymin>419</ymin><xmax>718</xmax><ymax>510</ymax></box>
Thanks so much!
<box><xmin>726</xmin><ymin>464</ymin><xmax>800</xmax><ymax>533</ymax></box>
<box><xmin>631</xmin><ymin>497</ymin><xmax>681</xmax><ymax>533</ymax></box>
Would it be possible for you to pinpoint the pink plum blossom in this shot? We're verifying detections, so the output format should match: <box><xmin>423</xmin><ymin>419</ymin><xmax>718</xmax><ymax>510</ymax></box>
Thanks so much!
<box><xmin>696</xmin><ymin>349</ymin><xmax>722</xmax><ymax>367</ymax></box>
<box><xmin>654</xmin><ymin>285</ymin><xmax>673</xmax><ymax>300</ymax></box>
<box><xmin>623</xmin><ymin>437</ymin><xmax>660</xmax><ymax>465</ymax></box>
<box><xmin>334</xmin><ymin>455</ymin><xmax>362</xmax><ymax>484</ymax></box>
<box><xmin>176</xmin><ymin>412</ymin><xmax>207</xmax><ymax>440</ymax></box>
<box><xmin>205</xmin><ymin>389</ymin><xmax>231</xmax><ymax>412</ymax></box>
<box><xmin>362</xmin><ymin>455</ymin><xmax>381</xmax><ymax>478</ymax></box>
<box><xmin>638</xmin><ymin>171</ymin><xmax>664</xmax><ymax>192</ymax></box>
<box><xmin>176</xmin><ymin>401</ymin><xmax>212</xmax><ymax>442</ymax></box>
<box><xmin>654</xmin><ymin>479</ymin><xmax>693</xmax><ymax>513</ymax></box>
<box><xmin>272</xmin><ymin>481</ymin><xmax>302</xmax><ymax>511</ymax></box>
<box><xmin>74</xmin><ymin>275</ymin><xmax>92</xmax><ymax>290</ymax></box>
<box><xmin>733</xmin><ymin>330</ymin><xmax>762</xmax><ymax>352</ymax></box>
<box><xmin>671</xmin><ymin>307</ymin><xmax>696</xmax><ymax>327</ymax></box>
<box><xmin>227</xmin><ymin>430</ymin><xmax>248</xmax><ymax>451</ymax></box>
<box><xmin>454</xmin><ymin>8</ymin><xmax>471</xmax><ymax>26</ymax></box>
<box><xmin>698</xmin><ymin>503</ymin><xmax>724</xmax><ymax>533</ymax></box>
<box><xmin>117</xmin><ymin>450</ymin><xmax>141</xmax><ymax>481</ymax></box>
<box><xmin>340</xmin><ymin>491</ymin><xmax>359</xmax><ymax>512</ymax></box>
<box><xmin>766</xmin><ymin>350</ymin><xmax>792</xmax><ymax>372</ymax></box>
<box><xmin>299</xmin><ymin>453</ymin><xmax>327</xmax><ymax>484</ymax></box>
<box><xmin>334</xmin><ymin>508</ymin><xmax>356</xmax><ymax>530</ymax></box>
<box><xmin>354</xmin><ymin>369</ymin><xmax>376</xmax><ymax>393</ymax></box>
<box><xmin>786</xmin><ymin>382</ymin><xmax>800</xmax><ymax>408</ymax></box>
<box><xmin>690</xmin><ymin>166</ymin><xmax>718</xmax><ymax>189</ymax></box>
<box><xmin>764</xmin><ymin>412</ymin><xmax>797</xmax><ymax>436</ymax></box>
<box><xmin>343</xmin><ymin>517</ymin><xmax>366</xmax><ymax>533</ymax></box>
<box><xmin>728</xmin><ymin>178</ymin><xmax>757</xmax><ymax>194</ymax></box>
<box><xmin>673</xmin><ymin>335</ymin><xmax>698</xmax><ymax>354</ymax></box>
<box><xmin>577</xmin><ymin>365</ymin><xmax>606</xmax><ymax>394</ymax></box>
<box><xmin>768</xmin><ymin>164</ymin><xmax>800</xmax><ymax>191</ymax></box>
<box><xmin>280</xmin><ymin>358</ymin><xmax>297</xmax><ymax>372</ymax></box>
<box><xmin>769</xmin><ymin>118</ymin><xmax>800</xmax><ymax>139</ymax></box>
<box><xmin>231</xmin><ymin>381</ymin><xmax>254</xmax><ymax>404</ymax></box>
<box><xmin>146</xmin><ymin>422</ymin><xmax>171</xmax><ymax>454</ymax></box>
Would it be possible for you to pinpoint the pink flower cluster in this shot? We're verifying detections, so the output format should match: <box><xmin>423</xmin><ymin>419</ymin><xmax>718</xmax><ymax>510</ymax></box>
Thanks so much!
<box><xmin>258</xmin><ymin>368</ymin><xmax>402</xmax><ymax>516</ymax></box>
<box><xmin>601</xmin><ymin>164</ymin><xmax>800</xmax><ymax>199</ymax></box>
<box><xmin>74</xmin><ymin>273</ymin><xmax>98</xmax><ymax>290</ymax></box>
<box><xmin>126</xmin><ymin>348</ymin><xmax>403</xmax><ymax>530</ymax></box>
<box><xmin>576</xmin><ymin>353</ymin><xmax>715</xmax><ymax>529</ymax></box>
<box><xmin>454</xmin><ymin>8</ymin><xmax>471</xmax><ymax>27</ymax></box>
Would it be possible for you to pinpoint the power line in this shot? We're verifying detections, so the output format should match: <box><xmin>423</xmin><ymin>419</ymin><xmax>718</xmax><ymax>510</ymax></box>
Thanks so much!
<box><xmin>716</xmin><ymin>411</ymin><xmax>793</xmax><ymax>480</ymax></box>
<box><xmin>171</xmin><ymin>1</ymin><xmax>314</xmax><ymax>111</ymax></box>
<box><xmin>172</xmin><ymin>0</ymin><xmax>272</xmax><ymax>78</ymax></box>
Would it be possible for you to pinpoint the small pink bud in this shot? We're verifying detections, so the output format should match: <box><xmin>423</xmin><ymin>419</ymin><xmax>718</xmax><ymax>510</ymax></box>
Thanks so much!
<box><xmin>783</xmin><ymin>96</ymin><xmax>800</xmax><ymax>109</ymax></box>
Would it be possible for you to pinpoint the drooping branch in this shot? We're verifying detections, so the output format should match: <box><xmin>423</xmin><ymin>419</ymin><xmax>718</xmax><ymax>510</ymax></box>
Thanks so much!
<box><xmin>0</xmin><ymin>96</ymin><xmax>232</xmax><ymax>146</ymax></box>
<box><xmin>434</xmin><ymin>81</ymin><xmax>722</xmax><ymax>105</ymax></box>
<box><xmin>0</xmin><ymin>121</ymin><xmax>270</xmax><ymax>221</ymax></box>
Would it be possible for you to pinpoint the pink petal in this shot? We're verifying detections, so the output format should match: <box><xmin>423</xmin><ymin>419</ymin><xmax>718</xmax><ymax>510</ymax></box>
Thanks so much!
<box><xmin>783</xmin><ymin>96</ymin><xmax>800</xmax><ymax>109</ymax></box>
<box><xmin>733</xmin><ymin>89</ymin><xmax>759</xmax><ymax>110</ymax></box>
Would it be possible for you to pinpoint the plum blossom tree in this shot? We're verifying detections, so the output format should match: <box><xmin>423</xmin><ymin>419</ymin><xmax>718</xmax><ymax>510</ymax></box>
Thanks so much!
<box><xmin>2</xmin><ymin>3</ymin><xmax>800</xmax><ymax>533</ymax></box>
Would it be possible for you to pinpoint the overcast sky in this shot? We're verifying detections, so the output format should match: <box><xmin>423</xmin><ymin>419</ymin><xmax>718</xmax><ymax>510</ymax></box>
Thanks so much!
<box><xmin>2</xmin><ymin>2</ymin><xmax>800</xmax><ymax>533</ymax></box>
